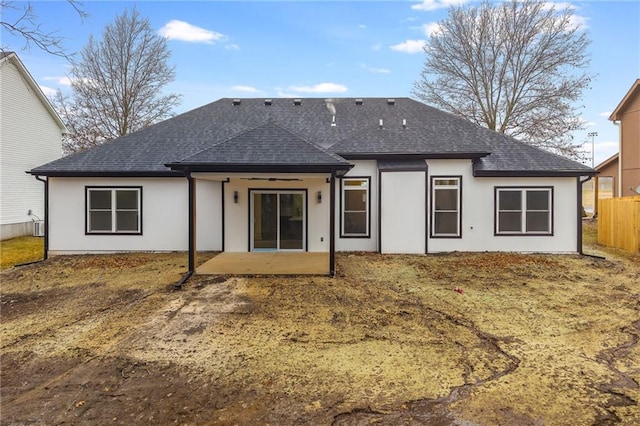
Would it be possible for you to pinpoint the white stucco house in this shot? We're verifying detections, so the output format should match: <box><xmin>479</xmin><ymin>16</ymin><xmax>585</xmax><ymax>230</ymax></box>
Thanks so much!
<box><xmin>29</xmin><ymin>98</ymin><xmax>595</xmax><ymax>276</ymax></box>
<box><xmin>0</xmin><ymin>52</ymin><xmax>66</xmax><ymax>240</ymax></box>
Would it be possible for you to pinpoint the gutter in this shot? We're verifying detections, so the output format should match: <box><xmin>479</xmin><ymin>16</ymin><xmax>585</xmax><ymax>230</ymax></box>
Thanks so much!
<box><xmin>175</xmin><ymin>167</ymin><xmax>196</xmax><ymax>289</ymax></box>
<box><xmin>34</xmin><ymin>175</ymin><xmax>49</xmax><ymax>260</ymax></box>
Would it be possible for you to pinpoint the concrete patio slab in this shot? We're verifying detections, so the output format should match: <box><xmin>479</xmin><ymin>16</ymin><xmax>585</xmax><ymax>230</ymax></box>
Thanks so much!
<box><xmin>196</xmin><ymin>252</ymin><xmax>330</xmax><ymax>275</ymax></box>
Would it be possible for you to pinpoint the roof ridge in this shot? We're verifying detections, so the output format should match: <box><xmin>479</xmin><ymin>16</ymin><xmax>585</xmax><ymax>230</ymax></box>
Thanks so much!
<box><xmin>174</xmin><ymin>117</ymin><xmax>349</xmax><ymax>165</ymax></box>
<box><xmin>265</xmin><ymin>119</ymin><xmax>349</xmax><ymax>163</ymax></box>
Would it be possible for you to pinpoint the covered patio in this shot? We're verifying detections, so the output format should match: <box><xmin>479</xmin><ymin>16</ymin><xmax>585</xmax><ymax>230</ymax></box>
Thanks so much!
<box><xmin>197</xmin><ymin>252</ymin><xmax>330</xmax><ymax>275</ymax></box>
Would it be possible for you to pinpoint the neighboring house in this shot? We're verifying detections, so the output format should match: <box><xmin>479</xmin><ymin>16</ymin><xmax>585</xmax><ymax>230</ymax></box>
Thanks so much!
<box><xmin>0</xmin><ymin>52</ymin><xmax>66</xmax><ymax>241</ymax></box>
<box><xmin>591</xmin><ymin>153</ymin><xmax>618</xmax><ymax>215</ymax></box>
<box><xmin>29</xmin><ymin>98</ymin><xmax>595</xmax><ymax>275</ymax></box>
<box><xmin>609</xmin><ymin>79</ymin><xmax>640</xmax><ymax>197</ymax></box>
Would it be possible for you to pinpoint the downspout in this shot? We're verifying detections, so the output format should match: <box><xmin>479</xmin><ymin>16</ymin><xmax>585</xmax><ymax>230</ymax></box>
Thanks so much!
<box><xmin>377</xmin><ymin>168</ymin><xmax>382</xmax><ymax>253</ymax></box>
<box><xmin>329</xmin><ymin>169</ymin><xmax>336</xmax><ymax>277</ymax></box>
<box><xmin>614</xmin><ymin>121</ymin><xmax>622</xmax><ymax>197</ymax></box>
<box><xmin>175</xmin><ymin>169</ymin><xmax>196</xmax><ymax>289</ymax></box>
<box><xmin>35</xmin><ymin>175</ymin><xmax>48</xmax><ymax>260</ymax></box>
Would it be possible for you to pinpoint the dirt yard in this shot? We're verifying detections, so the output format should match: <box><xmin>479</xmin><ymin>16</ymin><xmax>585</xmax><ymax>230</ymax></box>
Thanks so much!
<box><xmin>1</xmin><ymin>237</ymin><xmax>639</xmax><ymax>424</ymax></box>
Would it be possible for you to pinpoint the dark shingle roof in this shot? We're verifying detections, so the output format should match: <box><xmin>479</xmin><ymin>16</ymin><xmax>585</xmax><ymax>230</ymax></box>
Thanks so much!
<box><xmin>474</xmin><ymin>138</ymin><xmax>595</xmax><ymax>176</ymax></box>
<box><xmin>29</xmin><ymin>97</ymin><xmax>595</xmax><ymax>177</ymax></box>
<box><xmin>169</xmin><ymin>120</ymin><xmax>350</xmax><ymax>169</ymax></box>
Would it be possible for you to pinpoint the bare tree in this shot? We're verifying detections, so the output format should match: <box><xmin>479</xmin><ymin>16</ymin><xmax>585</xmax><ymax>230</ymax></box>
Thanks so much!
<box><xmin>412</xmin><ymin>0</ymin><xmax>592</xmax><ymax>159</ymax></box>
<box><xmin>1</xmin><ymin>0</ymin><xmax>88</xmax><ymax>58</ymax></box>
<box><xmin>59</xmin><ymin>7</ymin><xmax>181</xmax><ymax>154</ymax></box>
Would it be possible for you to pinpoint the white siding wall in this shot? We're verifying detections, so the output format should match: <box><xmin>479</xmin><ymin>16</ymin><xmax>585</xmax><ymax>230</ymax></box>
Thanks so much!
<box><xmin>46</xmin><ymin>163</ymin><xmax>580</xmax><ymax>255</ymax></box>
<box><xmin>49</xmin><ymin>177</ymin><xmax>223</xmax><ymax>254</ymax></box>
<box><xmin>335</xmin><ymin>160</ymin><xmax>378</xmax><ymax>252</ymax></box>
<box><xmin>380</xmin><ymin>171</ymin><xmax>426</xmax><ymax>253</ymax></box>
<box><xmin>196</xmin><ymin>179</ymin><xmax>223</xmax><ymax>251</ymax></box>
<box><xmin>224</xmin><ymin>177</ymin><xmax>330</xmax><ymax>252</ymax></box>
<box><xmin>49</xmin><ymin>177</ymin><xmax>189</xmax><ymax>254</ymax></box>
<box><xmin>427</xmin><ymin>159</ymin><xmax>578</xmax><ymax>253</ymax></box>
<box><xmin>0</xmin><ymin>59</ymin><xmax>62</xmax><ymax>237</ymax></box>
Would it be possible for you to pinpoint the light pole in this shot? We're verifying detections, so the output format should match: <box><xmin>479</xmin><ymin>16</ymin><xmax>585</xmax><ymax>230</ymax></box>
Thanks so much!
<box><xmin>587</xmin><ymin>131</ymin><xmax>598</xmax><ymax>216</ymax></box>
<box><xmin>587</xmin><ymin>132</ymin><xmax>598</xmax><ymax>168</ymax></box>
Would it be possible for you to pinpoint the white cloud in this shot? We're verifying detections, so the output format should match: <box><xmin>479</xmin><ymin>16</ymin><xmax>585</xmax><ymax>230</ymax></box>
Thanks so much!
<box><xmin>390</xmin><ymin>39</ymin><xmax>426</xmax><ymax>54</ymax></box>
<box><xmin>358</xmin><ymin>24</ymin><xmax>367</xmax><ymax>29</ymax></box>
<box><xmin>288</xmin><ymin>83</ymin><xmax>348</xmax><ymax>93</ymax></box>
<box><xmin>568</xmin><ymin>14</ymin><xmax>589</xmax><ymax>30</ymax></box>
<box><xmin>276</xmin><ymin>91</ymin><xmax>301</xmax><ymax>98</ymax></box>
<box><xmin>360</xmin><ymin>64</ymin><xmax>391</xmax><ymax>74</ymax></box>
<box><xmin>422</xmin><ymin>22</ymin><xmax>441</xmax><ymax>37</ymax></box>
<box><xmin>411</xmin><ymin>0</ymin><xmax>466</xmax><ymax>12</ymax></box>
<box><xmin>542</xmin><ymin>2</ymin><xmax>577</xmax><ymax>11</ymax></box>
<box><xmin>542</xmin><ymin>2</ymin><xmax>588</xmax><ymax>30</ymax></box>
<box><xmin>158</xmin><ymin>20</ymin><xmax>224</xmax><ymax>43</ymax></box>
<box><xmin>39</xmin><ymin>85</ymin><xmax>57</xmax><ymax>98</ymax></box>
<box><xmin>371</xmin><ymin>43</ymin><xmax>383</xmax><ymax>51</ymax></box>
<box><xmin>225</xmin><ymin>43</ymin><xmax>240</xmax><ymax>50</ymax></box>
<box><xmin>594</xmin><ymin>141</ymin><xmax>619</xmax><ymax>152</ymax></box>
<box><xmin>43</xmin><ymin>76</ymin><xmax>72</xmax><ymax>86</ymax></box>
<box><xmin>232</xmin><ymin>85</ymin><xmax>259</xmax><ymax>93</ymax></box>
<box><xmin>599</xmin><ymin>111</ymin><xmax>612</xmax><ymax>118</ymax></box>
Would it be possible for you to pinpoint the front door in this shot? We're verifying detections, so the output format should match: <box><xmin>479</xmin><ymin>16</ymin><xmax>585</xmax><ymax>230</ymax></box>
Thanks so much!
<box><xmin>251</xmin><ymin>190</ymin><xmax>305</xmax><ymax>251</ymax></box>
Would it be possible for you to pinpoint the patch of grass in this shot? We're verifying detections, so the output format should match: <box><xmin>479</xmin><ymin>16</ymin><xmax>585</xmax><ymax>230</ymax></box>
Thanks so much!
<box><xmin>582</xmin><ymin>218</ymin><xmax>598</xmax><ymax>246</ymax></box>
<box><xmin>0</xmin><ymin>236</ymin><xmax>44</xmax><ymax>269</ymax></box>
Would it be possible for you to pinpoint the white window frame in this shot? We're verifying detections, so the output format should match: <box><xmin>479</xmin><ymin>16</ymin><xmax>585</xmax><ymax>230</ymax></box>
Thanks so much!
<box><xmin>341</xmin><ymin>177</ymin><xmax>370</xmax><ymax>238</ymax></box>
<box><xmin>495</xmin><ymin>187</ymin><xmax>553</xmax><ymax>235</ymax></box>
<box><xmin>431</xmin><ymin>176</ymin><xmax>461</xmax><ymax>238</ymax></box>
<box><xmin>86</xmin><ymin>187</ymin><xmax>142</xmax><ymax>234</ymax></box>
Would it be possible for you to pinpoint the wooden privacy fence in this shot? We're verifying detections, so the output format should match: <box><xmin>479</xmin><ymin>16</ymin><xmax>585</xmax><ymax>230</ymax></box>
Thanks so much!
<box><xmin>598</xmin><ymin>196</ymin><xmax>640</xmax><ymax>253</ymax></box>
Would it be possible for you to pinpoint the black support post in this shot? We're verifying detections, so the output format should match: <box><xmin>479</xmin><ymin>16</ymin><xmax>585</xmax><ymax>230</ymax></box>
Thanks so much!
<box><xmin>187</xmin><ymin>173</ymin><xmax>196</xmax><ymax>273</ymax></box>
<box><xmin>35</xmin><ymin>176</ymin><xmax>48</xmax><ymax>260</ymax></box>
<box><xmin>329</xmin><ymin>170</ymin><xmax>336</xmax><ymax>277</ymax></box>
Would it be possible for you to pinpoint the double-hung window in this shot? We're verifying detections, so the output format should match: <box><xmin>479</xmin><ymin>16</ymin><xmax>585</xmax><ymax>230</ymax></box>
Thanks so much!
<box><xmin>341</xmin><ymin>177</ymin><xmax>370</xmax><ymax>237</ymax></box>
<box><xmin>495</xmin><ymin>187</ymin><xmax>552</xmax><ymax>235</ymax></box>
<box><xmin>86</xmin><ymin>187</ymin><xmax>142</xmax><ymax>234</ymax></box>
<box><xmin>431</xmin><ymin>177</ymin><xmax>461</xmax><ymax>237</ymax></box>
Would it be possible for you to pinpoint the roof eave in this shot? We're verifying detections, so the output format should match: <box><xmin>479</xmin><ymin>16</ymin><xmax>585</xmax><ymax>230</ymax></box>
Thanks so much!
<box><xmin>473</xmin><ymin>169</ymin><xmax>597</xmax><ymax>177</ymax></box>
<box><xmin>609</xmin><ymin>79</ymin><xmax>640</xmax><ymax>121</ymax></box>
<box><xmin>27</xmin><ymin>170</ymin><xmax>183</xmax><ymax>178</ymax></box>
<box><xmin>595</xmin><ymin>153</ymin><xmax>619</xmax><ymax>171</ymax></box>
<box><xmin>165</xmin><ymin>162</ymin><xmax>353</xmax><ymax>174</ymax></box>
<box><xmin>336</xmin><ymin>152</ymin><xmax>490</xmax><ymax>160</ymax></box>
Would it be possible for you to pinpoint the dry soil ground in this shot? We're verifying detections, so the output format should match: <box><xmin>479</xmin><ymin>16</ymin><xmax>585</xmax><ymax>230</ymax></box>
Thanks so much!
<box><xmin>1</xmin><ymin>236</ymin><xmax>639</xmax><ymax>425</ymax></box>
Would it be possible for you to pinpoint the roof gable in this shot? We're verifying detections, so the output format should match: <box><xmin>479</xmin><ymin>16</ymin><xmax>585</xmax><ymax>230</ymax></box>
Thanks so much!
<box><xmin>0</xmin><ymin>52</ymin><xmax>67</xmax><ymax>132</ymax></box>
<box><xmin>610</xmin><ymin>79</ymin><xmax>640</xmax><ymax>121</ymax></box>
<box><xmin>169</xmin><ymin>120</ymin><xmax>350</xmax><ymax>168</ymax></box>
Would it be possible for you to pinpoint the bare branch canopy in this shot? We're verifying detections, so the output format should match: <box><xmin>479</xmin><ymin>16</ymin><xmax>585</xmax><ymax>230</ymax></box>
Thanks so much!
<box><xmin>54</xmin><ymin>7</ymin><xmax>181</xmax><ymax>154</ymax></box>
<box><xmin>412</xmin><ymin>0</ymin><xmax>593</xmax><ymax>159</ymax></box>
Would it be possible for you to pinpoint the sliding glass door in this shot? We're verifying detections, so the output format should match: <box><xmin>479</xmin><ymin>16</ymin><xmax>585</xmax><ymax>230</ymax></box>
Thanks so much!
<box><xmin>251</xmin><ymin>191</ymin><xmax>305</xmax><ymax>251</ymax></box>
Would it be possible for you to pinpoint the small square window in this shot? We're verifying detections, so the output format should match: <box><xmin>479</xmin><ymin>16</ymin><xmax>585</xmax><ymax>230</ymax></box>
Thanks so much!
<box><xmin>495</xmin><ymin>187</ymin><xmax>552</xmax><ymax>235</ymax></box>
<box><xmin>87</xmin><ymin>187</ymin><xmax>142</xmax><ymax>234</ymax></box>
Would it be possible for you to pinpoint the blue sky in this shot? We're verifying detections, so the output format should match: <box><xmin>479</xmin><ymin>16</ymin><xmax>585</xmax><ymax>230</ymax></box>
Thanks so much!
<box><xmin>2</xmin><ymin>0</ymin><xmax>639</xmax><ymax>165</ymax></box>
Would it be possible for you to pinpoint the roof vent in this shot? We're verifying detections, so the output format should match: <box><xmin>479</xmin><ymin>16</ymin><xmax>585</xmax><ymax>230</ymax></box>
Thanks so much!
<box><xmin>293</xmin><ymin>99</ymin><xmax>302</xmax><ymax>106</ymax></box>
<box><xmin>331</xmin><ymin>115</ymin><xmax>336</xmax><ymax>127</ymax></box>
<box><xmin>379</xmin><ymin>119</ymin><xmax>384</xmax><ymax>129</ymax></box>
<box><xmin>232</xmin><ymin>99</ymin><xmax>241</xmax><ymax>106</ymax></box>
<box><xmin>402</xmin><ymin>118</ymin><xmax>407</xmax><ymax>129</ymax></box>
<box><xmin>264</xmin><ymin>99</ymin><xmax>272</xmax><ymax>106</ymax></box>
<box><xmin>355</xmin><ymin>98</ymin><xmax>363</xmax><ymax>105</ymax></box>
<box><xmin>387</xmin><ymin>98</ymin><xmax>395</xmax><ymax>105</ymax></box>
